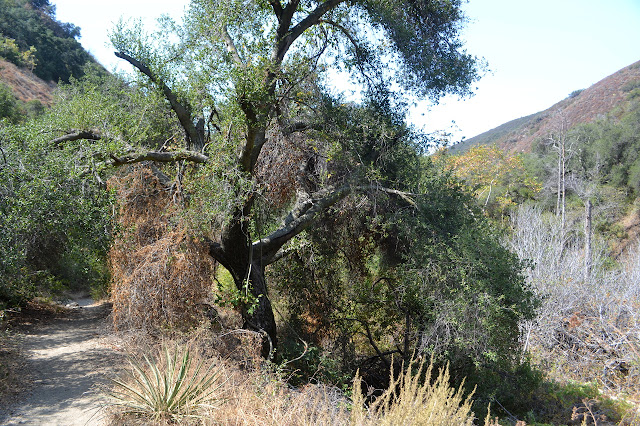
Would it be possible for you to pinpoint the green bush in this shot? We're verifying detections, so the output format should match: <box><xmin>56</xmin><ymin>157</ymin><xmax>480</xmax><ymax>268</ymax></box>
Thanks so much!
<box><xmin>0</xmin><ymin>81</ymin><xmax>20</xmax><ymax>122</ymax></box>
<box><xmin>0</xmin><ymin>98</ymin><xmax>114</xmax><ymax>308</ymax></box>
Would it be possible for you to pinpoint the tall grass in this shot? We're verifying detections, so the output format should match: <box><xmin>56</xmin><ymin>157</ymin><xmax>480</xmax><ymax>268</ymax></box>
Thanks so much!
<box><xmin>351</xmin><ymin>358</ymin><xmax>484</xmax><ymax>426</ymax></box>
<box><xmin>106</xmin><ymin>343</ymin><xmax>491</xmax><ymax>425</ymax></box>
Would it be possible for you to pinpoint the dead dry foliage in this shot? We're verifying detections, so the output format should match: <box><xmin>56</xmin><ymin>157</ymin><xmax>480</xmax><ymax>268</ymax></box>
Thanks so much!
<box><xmin>0</xmin><ymin>58</ymin><xmax>55</xmax><ymax>105</ymax></box>
<box><xmin>104</xmin><ymin>334</ymin><xmax>493</xmax><ymax>426</ymax></box>
<box><xmin>108</xmin><ymin>166</ymin><xmax>215</xmax><ymax>332</ymax></box>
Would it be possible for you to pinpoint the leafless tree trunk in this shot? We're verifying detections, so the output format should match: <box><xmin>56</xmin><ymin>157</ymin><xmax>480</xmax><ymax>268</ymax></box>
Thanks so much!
<box><xmin>560</xmin><ymin>129</ymin><xmax>566</xmax><ymax>231</ymax></box>
<box><xmin>547</xmin><ymin>116</ymin><xmax>571</xmax><ymax>233</ymax></box>
<box><xmin>556</xmin><ymin>151</ymin><xmax>562</xmax><ymax>218</ymax></box>
<box><xmin>584</xmin><ymin>199</ymin><xmax>592</xmax><ymax>282</ymax></box>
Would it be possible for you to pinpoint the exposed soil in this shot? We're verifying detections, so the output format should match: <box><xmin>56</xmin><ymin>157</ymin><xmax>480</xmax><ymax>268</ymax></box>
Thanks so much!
<box><xmin>0</xmin><ymin>58</ymin><xmax>56</xmax><ymax>105</ymax></box>
<box><xmin>0</xmin><ymin>299</ymin><xmax>125</xmax><ymax>425</ymax></box>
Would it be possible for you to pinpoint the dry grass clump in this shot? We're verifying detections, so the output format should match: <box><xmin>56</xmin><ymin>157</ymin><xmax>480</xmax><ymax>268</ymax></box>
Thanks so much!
<box><xmin>105</xmin><ymin>339</ymin><xmax>352</xmax><ymax>426</ymax></box>
<box><xmin>108</xmin><ymin>166</ymin><xmax>215</xmax><ymax>332</ymax></box>
<box><xmin>0</xmin><ymin>58</ymin><xmax>55</xmax><ymax>104</ymax></box>
<box><xmin>200</xmin><ymin>368</ymin><xmax>351</xmax><ymax>425</ymax></box>
<box><xmin>106</xmin><ymin>337</ymin><xmax>490</xmax><ymax>425</ymax></box>
<box><xmin>350</xmin><ymin>359</ymin><xmax>482</xmax><ymax>426</ymax></box>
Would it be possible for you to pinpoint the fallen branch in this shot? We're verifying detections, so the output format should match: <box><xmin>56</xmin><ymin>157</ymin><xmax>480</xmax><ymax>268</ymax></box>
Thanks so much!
<box><xmin>51</xmin><ymin>130</ymin><xmax>102</xmax><ymax>146</ymax></box>
<box><xmin>108</xmin><ymin>150</ymin><xmax>209</xmax><ymax>166</ymax></box>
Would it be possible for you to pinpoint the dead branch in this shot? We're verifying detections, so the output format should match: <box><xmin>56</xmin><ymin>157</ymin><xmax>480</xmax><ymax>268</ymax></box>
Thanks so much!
<box><xmin>51</xmin><ymin>130</ymin><xmax>102</xmax><ymax>146</ymax></box>
<box><xmin>109</xmin><ymin>150</ymin><xmax>209</xmax><ymax>166</ymax></box>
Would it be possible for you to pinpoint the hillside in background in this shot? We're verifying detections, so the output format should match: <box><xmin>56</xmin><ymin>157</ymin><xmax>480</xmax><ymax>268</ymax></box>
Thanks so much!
<box><xmin>452</xmin><ymin>59</ymin><xmax>640</xmax><ymax>153</ymax></box>
<box><xmin>0</xmin><ymin>58</ymin><xmax>55</xmax><ymax>105</ymax></box>
<box><xmin>0</xmin><ymin>0</ymin><xmax>106</xmax><ymax>121</ymax></box>
<box><xmin>0</xmin><ymin>0</ymin><xmax>99</xmax><ymax>83</ymax></box>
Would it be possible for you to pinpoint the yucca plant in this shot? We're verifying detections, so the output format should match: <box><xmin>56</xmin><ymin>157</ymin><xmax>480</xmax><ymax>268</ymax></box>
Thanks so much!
<box><xmin>106</xmin><ymin>344</ymin><xmax>225</xmax><ymax>422</ymax></box>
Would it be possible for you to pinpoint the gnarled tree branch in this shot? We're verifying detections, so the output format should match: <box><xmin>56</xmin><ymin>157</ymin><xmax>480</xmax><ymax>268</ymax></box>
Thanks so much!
<box><xmin>281</xmin><ymin>121</ymin><xmax>312</xmax><ymax>135</ymax></box>
<box><xmin>253</xmin><ymin>185</ymin><xmax>352</xmax><ymax>264</ymax></box>
<box><xmin>115</xmin><ymin>51</ymin><xmax>204</xmax><ymax>150</ymax></box>
<box><xmin>273</xmin><ymin>0</ymin><xmax>346</xmax><ymax>63</ymax></box>
<box><xmin>51</xmin><ymin>130</ymin><xmax>101</xmax><ymax>146</ymax></box>
<box><xmin>254</xmin><ymin>183</ymin><xmax>417</xmax><ymax>265</ymax></box>
<box><xmin>109</xmin><ymin>150</ymin><xmax>209</xmax><ymax>166</ymax></box>
<box><xmin>268</xmin><ymin>0</ymin><xmax>283</xmax><ymax>22</ymax></box>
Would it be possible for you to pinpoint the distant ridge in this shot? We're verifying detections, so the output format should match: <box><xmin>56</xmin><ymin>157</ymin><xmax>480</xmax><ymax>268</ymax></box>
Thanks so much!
<box><xmin>451</xmin><ymin>60</ymin><xmax>640</xmax><ymax>153</ymax></box>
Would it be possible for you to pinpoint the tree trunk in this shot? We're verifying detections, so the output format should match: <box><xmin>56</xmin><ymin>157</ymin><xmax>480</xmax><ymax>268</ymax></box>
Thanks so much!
<box><xmin>556</xmin><ymin>153</ymin><xmax>562</xmax><ymax>217</ymax></box>
<box><xmin>561</xmin><ymin>135</ymin><xmax>566</xmax><ymax>232</ymax></box>
<box><xmin>584</xmin><ymin>199</ymin><xmax>592</xmax><ymax>283</ymax></box>
<box><xmin>236</xmin><ymin>262</ymin><xmax>277</xmax><ymax>358</ymax></box>
<box><xmin>210</xmin><ymin>217</ymin><xmax>278</xmax><ymax>358</ymax></box>
<box><xmin>211</xmin><ymin>253</ymin><xmax>278</xmax><ymax>358</ymax></box>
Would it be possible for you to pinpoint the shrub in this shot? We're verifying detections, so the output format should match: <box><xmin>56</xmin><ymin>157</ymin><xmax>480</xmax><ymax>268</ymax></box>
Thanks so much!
<box><xmin>106</xmin><ymin>344</ymin><xmax>225</xmax><ymax>423</ymax></box>
<box><xmin>0</xmin><ymin>81</ymin><xmax>21</xmax><ymax>122</ymax></box>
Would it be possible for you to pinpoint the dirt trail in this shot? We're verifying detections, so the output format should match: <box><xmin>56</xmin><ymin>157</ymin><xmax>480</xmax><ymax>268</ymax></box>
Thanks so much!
<box><xmin>0</xmin><ymin>301</ymin><xmax>124</xmax><ymax>425</ymax></box>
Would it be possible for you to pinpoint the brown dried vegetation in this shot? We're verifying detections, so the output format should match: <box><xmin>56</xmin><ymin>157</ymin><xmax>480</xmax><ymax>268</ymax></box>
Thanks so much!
<box><xmin>0</xmin><ymin>58</ymin><xmax>55</xmax><ymax>105</ymax></box>
<box><xmin>105</xmin><ymin>333</ymin><xmax>487</xmax><ymax>426</ymax></box>
<box><xmin>254</xmin><ymin>129</ymin><xmax>306</xmax><ymax>209</ymax></box>
<box><xmin>108</xmin><ymin>166</ymin><xmax>215</xmax><ymax>332</ymax></box>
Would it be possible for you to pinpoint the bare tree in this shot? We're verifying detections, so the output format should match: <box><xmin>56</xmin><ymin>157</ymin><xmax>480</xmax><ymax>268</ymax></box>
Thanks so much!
<box><xmin>510</xmin><ymin>205</ymin><xmax>640</xmax><ymax>393</ymax></box>
<box><xmin>544</xmin><ymin>114</ymin><xmax>578</xmax><ymax>233</ymax></box>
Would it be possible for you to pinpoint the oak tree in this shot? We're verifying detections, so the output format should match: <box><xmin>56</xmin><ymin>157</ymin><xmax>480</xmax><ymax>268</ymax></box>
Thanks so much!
<box><xmin>53</xmin><ymin>0</ymin><xmax>481</xmax><ymax>356</ymax></box>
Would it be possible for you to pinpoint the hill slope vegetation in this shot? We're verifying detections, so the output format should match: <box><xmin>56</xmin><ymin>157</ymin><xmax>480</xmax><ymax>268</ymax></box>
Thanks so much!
<box><xmin>0</xmin><ymin>0</ymin><xmax>98</xmax><ymax>83</ymax></box>
<box><xmin>453</xmin><ymin>59</ymin><xmax>640</xmax><ymax>153</ymax></box>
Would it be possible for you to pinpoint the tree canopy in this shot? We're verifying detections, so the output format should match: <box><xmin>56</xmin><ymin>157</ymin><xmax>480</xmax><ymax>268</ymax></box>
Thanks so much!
<box><xmin>94</xmin><ymin>0</ymin><xmax>485</xmax><ymax>354</ymax></box>
<box><xmin>2</xmin><ymin>0</ymin><xmax>537</xmax><ymax>380</ymax></box>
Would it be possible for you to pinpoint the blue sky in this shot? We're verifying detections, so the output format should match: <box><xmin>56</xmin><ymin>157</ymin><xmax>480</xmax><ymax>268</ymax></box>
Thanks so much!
<box><xmin>53</xmin><ymin>0</ymin><xmax>640</xmax><ymax>142</ymax></box>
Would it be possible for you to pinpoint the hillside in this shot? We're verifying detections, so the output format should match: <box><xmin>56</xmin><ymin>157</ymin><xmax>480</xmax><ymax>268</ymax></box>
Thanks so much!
<box><xmin>0</xmin><ymin>58</ymin><xmax>55</xmax><ymax>105</ymax></box>
<box><xmin>0</xmin><ymin>0</ymin><xmax>107</xmax><ymax>120</ymax></box>
<box><xmin>453</xmin><ymin>59</ymin><xmax>640</xmax><ymax>153</ymax></box>
<box><xmin>0</xmin><ymin>0</ymin><xmax>98</xmax><ymax>83</ymax></box>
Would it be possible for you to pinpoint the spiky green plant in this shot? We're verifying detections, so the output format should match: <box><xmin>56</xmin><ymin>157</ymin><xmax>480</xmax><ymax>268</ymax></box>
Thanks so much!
<box><xmin>107</xmin><ymin>344</ymin><xmax>225</xmax><ymax>422</ymax></box>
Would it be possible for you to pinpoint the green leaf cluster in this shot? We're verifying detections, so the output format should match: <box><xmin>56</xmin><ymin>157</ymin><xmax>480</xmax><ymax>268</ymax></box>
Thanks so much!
<box><xmin>50</xmin><ymin>70</ymin><xmax>180</xmax><ymax>149</ymax></box>
<box><xmin>0</xmin><ymin>36</ymin><xmax>36</xmax><ymax>70</ymax></box>
<box><xmin>358</xmin><ymin>0</ymin><xmax>483</xmax><ymax>100</ymax></box>
<box><xmin>0</xmin><ymin>84</ymin><xmax>121</xmax><ymax>308</ymax></box>
<box><xmin>0</xmin><ymin>80</ymin><xmax>45</xmax><ymax>123</ymax></box>
<box><xmin>271</xmin><ymin>157</ymin><xmax>537</xmax><ymax>385</ymax></box>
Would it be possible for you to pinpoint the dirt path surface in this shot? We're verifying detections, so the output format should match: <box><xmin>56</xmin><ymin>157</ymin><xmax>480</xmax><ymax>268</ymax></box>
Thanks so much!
<box><xmin>0</xmin><ymin>300</ymin><xmax>124</xmax><ymax>425</ymax></box>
